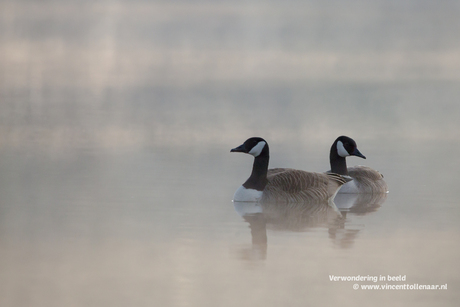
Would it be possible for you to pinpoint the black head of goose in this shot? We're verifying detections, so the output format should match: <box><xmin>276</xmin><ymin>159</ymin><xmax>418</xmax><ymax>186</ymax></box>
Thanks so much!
<box><xmin>329</xmin><ymin>136</ymin><xmax>388</xmax><ymax>194</ymax></box>
<box><xmin>231</xmin><ymin>137</ymin><xmax>349</xmax><ymax>203</ymax></box>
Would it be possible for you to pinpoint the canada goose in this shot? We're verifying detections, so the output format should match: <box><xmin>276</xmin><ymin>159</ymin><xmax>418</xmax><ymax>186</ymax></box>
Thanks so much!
<box><xmin>231</xmin><ymin>137</ymin><xmax>349</xmax><ymax>203</ymax></box>
<box><xmin>329</xmin><ymin>136</ymin><xmax>388</xmax><ymax>194</ymax></box>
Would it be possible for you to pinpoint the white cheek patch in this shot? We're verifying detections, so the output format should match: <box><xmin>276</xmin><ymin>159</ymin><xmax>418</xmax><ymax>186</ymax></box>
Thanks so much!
<box><xmin>248</xmin><ymin>141</ymin><xmax>266</xmax><ymax>157</ymax></box>
<box><xmin>337</xmin><ymin>141</ymin><xmax>350</xmax><ymax>157</ymax></box>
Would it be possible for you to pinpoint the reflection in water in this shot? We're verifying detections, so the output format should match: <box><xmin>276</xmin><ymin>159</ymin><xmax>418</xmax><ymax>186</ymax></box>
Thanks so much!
<box><xmin>334</xmin><ymin>192</ymin><xmax>388</xmax><ymax>214</ymax></box>
<box><xmin>234</xmin><ymin>193</ymin><xmax>387</xmax><ymax>259</ymax></box>
<box><xmin>327</xmin><ymin>192</ymin><xmax>386</xmax><ymax>249</ymax></box>
<box><xmin>234</xmin><ymin>201</ymin><xmax>340</xmax><ymax>261</ymax></box>
<box><xmin>239</xmin><ymin>213</ymin><xmax>268</xmax><ymax>261</ymax></box>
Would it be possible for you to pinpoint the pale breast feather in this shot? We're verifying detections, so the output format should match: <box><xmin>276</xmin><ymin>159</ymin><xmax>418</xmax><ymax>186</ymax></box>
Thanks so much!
<box><xmin>233</xmin><ymin>185</ymin><xmax>263</xmax><ymax>202</ymax></box>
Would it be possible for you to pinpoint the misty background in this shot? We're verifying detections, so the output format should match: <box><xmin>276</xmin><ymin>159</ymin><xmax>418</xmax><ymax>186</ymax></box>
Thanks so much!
<box><xmin>1</xmin><ymin>1</ymin><xmax>459</xmax><ymax>307</ymax></box>
<box><xmin>1</xmin><ymin>0</ymin><xmax>459</xmax><ymax>152</ymax></box>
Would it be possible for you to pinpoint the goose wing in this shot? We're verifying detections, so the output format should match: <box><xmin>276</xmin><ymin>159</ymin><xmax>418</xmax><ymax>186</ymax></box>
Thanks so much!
<box><xmin>347</xmin><ymin>166</ymin><xmax>387</xmax><ymax>193</ymax></box>
<box><xmin>348</xmin><ymin>165</ymin><xmax>383</xmax><ymax>180</ymax></box>
<box><xmin>264</xmin><ymin>168</ymin><xmax>348</xmax><ymax>203</ymax></box>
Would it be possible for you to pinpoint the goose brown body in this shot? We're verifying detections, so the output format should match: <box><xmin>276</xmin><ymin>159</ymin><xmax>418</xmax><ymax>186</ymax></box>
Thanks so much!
<box><xmin>231</xmin><ymin>137</ymin><xmax>349</xmax><ymax>203</ymax></box>
<box><xmin>264</xmin><ymin>168</ymin><xmax>349</xmax><ymax>203</ymax></box>
<box><xmin>343</xmin><ymin>165</ymin><xmax>387</xmax><ymax>194</ymax></box>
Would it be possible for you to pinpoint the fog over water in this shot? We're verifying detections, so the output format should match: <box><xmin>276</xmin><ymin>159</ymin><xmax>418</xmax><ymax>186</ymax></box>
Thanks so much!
<box><xmin>1</xmin><ymin>0</ymin><xmax>460</xmax><ymax>148</ymax></box>
<box><xmin>0</xmin><ymin>1</ymin><xmax>459</xmax><ymax>306</ymax></box>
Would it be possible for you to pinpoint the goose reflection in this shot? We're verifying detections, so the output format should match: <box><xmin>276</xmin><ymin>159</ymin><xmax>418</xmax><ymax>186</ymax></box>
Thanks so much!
<box><xmin>334</xmin><ymin>192</ymin><xmax>388</xmax><ymax>214</ymax></box>
<box><xmin>233</xmin><ymin>200</ymin><xmax>342</xmax><ymax>261</ymax></box>
<box><xmin>237</xmin><ymin>210</ymin><xmax>268</xmax><ymax>261</ymax></box>
<box><xmin>234</xmin><ymin>193</ymin><xmax>387</xmax><ymax>260</ymax></box>
<box><xmin>327</xmin><ymin>193</ymin><xmax>387</xmax><ymax>249</ymax></box>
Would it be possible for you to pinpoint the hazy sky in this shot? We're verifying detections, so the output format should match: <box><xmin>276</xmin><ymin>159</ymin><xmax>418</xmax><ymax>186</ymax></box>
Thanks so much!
<box><xmin>1</xmin><ymin>0</ymin><xmax>459</xmax><ymax>149</ymax></box>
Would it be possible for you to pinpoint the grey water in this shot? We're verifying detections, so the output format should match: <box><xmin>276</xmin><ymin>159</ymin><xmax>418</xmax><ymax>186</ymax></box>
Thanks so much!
<box><xmin>1</xmin><ymin>1</ymin><xmax>459</xmax><ymax>306</ymax></box>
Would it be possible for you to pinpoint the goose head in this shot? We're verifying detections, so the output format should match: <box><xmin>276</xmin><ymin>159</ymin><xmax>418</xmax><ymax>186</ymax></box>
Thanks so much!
<box><xmin>333</xmin><ymin>136</ymin><xmax>366</xmax><ymax>159</ymax></box>
<box><xmin>230</xmin><ymin>137</ymin><xmax>269</xmax><ymax>157</ymax></box>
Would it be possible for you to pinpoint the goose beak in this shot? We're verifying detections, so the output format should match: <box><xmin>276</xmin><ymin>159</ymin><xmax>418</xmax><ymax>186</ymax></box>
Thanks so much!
<box><xmin>231</xmin><ymin>144</ymin><xmax>246</xmax><ymax>153</ymax></box>
<box><xmin>352</xmin><ymin>148</ymin><xmax>366</xmax><ymax>159</ymax></box>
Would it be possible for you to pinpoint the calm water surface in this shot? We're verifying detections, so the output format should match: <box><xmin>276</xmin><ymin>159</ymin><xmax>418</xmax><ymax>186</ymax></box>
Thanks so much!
<box><xmin>0</xmin><ymin>140</ymin><xmax>458</xmax><ymax>307</ymax></box>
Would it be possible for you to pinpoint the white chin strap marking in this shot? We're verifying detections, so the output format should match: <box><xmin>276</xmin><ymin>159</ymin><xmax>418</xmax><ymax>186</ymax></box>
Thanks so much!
<box><xmin>248</xmin><ymin>141</ymin><xmax>266</xmax><ymax>157</ymax></box>
<box><xmin>337</xmin><ymin>141</ymin><xmax>350</xmax><ymax>157</ymax></box>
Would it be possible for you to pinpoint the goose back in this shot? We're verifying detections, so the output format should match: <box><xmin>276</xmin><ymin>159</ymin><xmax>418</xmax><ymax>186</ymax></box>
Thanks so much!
<box><xmin>344</xmin><ymin>166</ymin><xmax>387</xmax><ymax>194</ymax></box>
<box><xmin>264</xmin><ymin>168</ymin><xmax>349</xmax><ymax>203</ymax></box>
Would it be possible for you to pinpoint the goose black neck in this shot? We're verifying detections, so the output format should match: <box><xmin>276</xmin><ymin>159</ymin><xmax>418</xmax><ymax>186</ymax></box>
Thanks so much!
<box><xmin>330</xmin><ymin>144</ymin><xmax>348</xmax><ymax>175</ymax></box>
<box><xmin>243</xmin><ymin>150</ymin><xmax>269</xmax><ymax>191</ymax></box>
